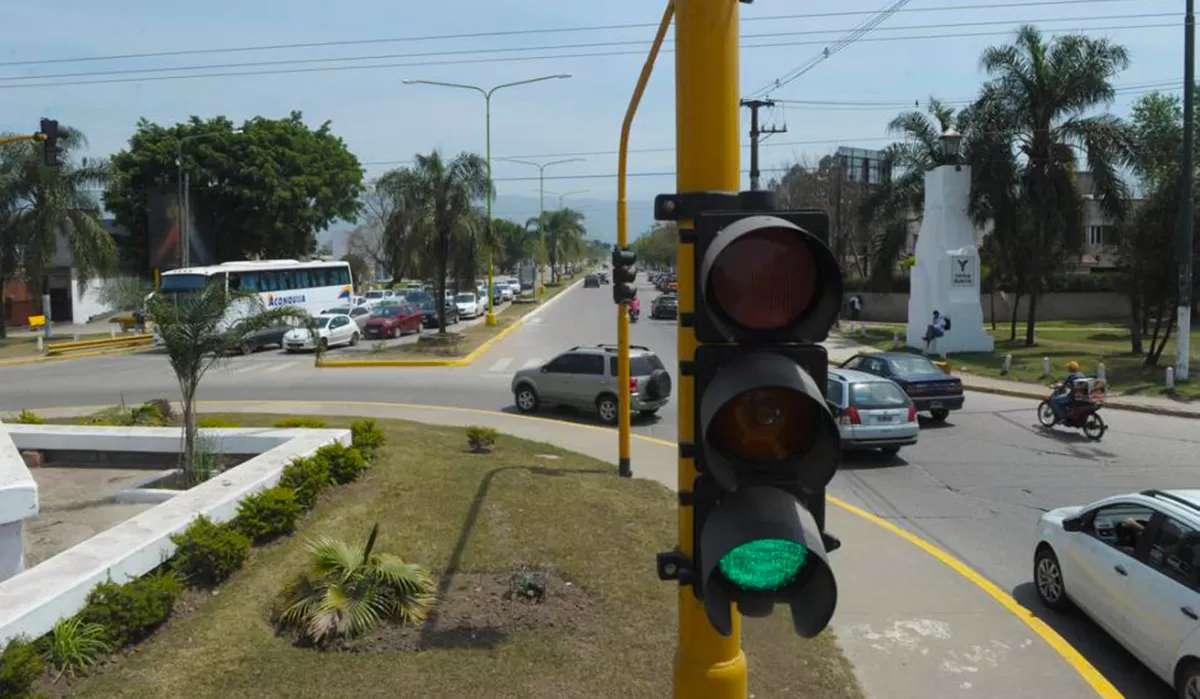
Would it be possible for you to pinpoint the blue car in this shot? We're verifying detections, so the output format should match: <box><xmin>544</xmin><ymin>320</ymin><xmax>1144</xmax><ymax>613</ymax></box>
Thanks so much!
<box><xmin>838</xmin><ymin>351</ymin><xmax>964</xmax><ymax>422</ymax></box>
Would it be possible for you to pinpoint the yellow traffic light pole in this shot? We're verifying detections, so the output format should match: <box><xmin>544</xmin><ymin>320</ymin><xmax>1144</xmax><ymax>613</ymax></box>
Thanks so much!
<box><xmin>0</xmin><ymin>133</ymin><xmax>45</xmax><ymax>146</ymax></box>
<box><xmin>674</xmin><ymin>0</ymin><xmax>747</xmax><ymax>696</ymax></box>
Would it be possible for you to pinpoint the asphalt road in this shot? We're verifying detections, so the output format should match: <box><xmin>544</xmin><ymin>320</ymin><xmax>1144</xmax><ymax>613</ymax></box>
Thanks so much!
<box><xmin>0</xmin><ymin>275</ymin><xmax>1193</xmax><ymax>697</ymax></box>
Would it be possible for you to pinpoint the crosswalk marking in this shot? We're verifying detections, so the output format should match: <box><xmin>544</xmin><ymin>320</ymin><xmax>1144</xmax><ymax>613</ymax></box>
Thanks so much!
<box><xmin>265</xmin><ymin>361</ymin><xmax>298</xmax><ymax>373</ymax></box>
<box><xmin>520</xmin><ymin>357</ymin><xmax>543</xmax><ymax>370</ymax></box>
<box><xmin>488</xmin><ymin>358</ymin><xmax>513</xmax><ymax>373</ymax></box>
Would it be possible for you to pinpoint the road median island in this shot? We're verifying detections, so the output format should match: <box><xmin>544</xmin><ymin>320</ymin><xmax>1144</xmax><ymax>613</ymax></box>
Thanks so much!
<box><xmin>50</xmin><ymin>412</ymin><xmax>864</xmax><ymax>699</ymax></box>
<box><xmin>0</xmin><ymin>335</ymin><xmax>43</xmax><ymax>361</ymax></box>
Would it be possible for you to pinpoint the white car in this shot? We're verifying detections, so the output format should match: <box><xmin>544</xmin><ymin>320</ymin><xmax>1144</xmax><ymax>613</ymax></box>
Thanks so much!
<box><xmin>321</xmin><ymin>304</ymin><xmax>372</xmax><ymax>329</ymax></box>
<box><xmin>283</xmin><ymin>314</ymin><xmax>360</xmax><ymax>352</ymax></box>
<box><xmin>455</xmin><ymin>292</ymin><xmax>482</xmax><ymax>319</ymax></box>
<box><xmin>1034</xmin><ymin>489</ymin><xmax>1200</xmax><ymax>696</ymax></box>
<box><xmin>362</xmin><ymin>289</ymin><xmax>396</xmax><ymax>308</ymax></box>
<box><xmin>497</xmin><ymin>284</ymin><xmax>514</xmax><ymax>302</ymax></box>
<box><xmin>506</xmin><ymin>279</ymin><xmax>522</xmax><ymax>296</ymax></box>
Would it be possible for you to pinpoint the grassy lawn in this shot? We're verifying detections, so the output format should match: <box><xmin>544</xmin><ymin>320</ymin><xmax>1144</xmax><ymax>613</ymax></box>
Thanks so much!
<box><xmin>377</xmin><ymin>276</ymin><xmax>579</xmax><ymax>359</ymax></box>
<box><xmin>61</xmin><ymin>414</ymin><xmax>862</xmax><ymax>699</ymax></box>
<box><xmin>849</xmin><ymin>322</ymin><xmax>1200</xmax><ymax>399</ymax></box>
<box><xmin>0</xmin><ymin>334</ymin><xmax>43</xmax><ymax>360</ymax></box>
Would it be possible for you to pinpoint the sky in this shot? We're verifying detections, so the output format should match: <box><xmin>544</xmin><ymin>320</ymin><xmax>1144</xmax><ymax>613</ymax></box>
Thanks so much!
<box><xmin>0</xmin><ymin>0</ymin><xmax>1189</xmax><ymax>243</ymax></box>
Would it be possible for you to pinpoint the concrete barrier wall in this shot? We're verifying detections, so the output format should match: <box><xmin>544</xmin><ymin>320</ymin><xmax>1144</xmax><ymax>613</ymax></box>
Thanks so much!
<box><xmin>0</xmin><ymin>420</ymin><xmax>38</xmax><ymax>583</ymax></box>
<box><xmin>852</xmin><ymin>292</ymin><xmax>1131</xmax><ymax>324</ymax></box>
<box><xmin>0</xmin><ymin>425</ymin><xmax>350</xmax><ymax>647</ymax></box>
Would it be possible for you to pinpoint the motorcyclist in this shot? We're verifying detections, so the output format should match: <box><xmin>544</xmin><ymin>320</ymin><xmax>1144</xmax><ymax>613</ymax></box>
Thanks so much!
<box><xmin>1050</xmin><ymin>360</ymin><xmax>1084</xmax><ymax>422</ymax></box>
<box><xmin>628</xmin><ymin>290</ymin><xmax>641</xmax><ymax>318</ymax></box>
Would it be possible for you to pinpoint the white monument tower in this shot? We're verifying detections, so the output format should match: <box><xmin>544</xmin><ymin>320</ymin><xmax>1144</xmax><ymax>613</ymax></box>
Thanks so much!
<box><xmin>906</xmin><ymin>128</ymin><xmax>994</xmax><ymax>354</ymax></box>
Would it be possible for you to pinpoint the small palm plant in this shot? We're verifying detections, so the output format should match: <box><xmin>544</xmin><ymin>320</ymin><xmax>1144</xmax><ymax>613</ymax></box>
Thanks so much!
<box><xmin>48</xmin><ymin>616</ymin><xmax>111</xmax><ymax>682</ymax></box>
<box><xmin>273</xmin><ymin>523</ymin><xmax>436</xmax><ymax>648</ymax></box>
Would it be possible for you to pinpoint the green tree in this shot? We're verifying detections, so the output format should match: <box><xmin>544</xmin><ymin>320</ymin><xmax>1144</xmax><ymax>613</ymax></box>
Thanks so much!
<box><xmin>103</xmin><ymin>113</ymin><xmax>364</xmax><ymax>268</ymax></box>
<box><xmin>631</xmin><ymin>223</ymin><xmax>678</xmax><ymax>269</ymax></box>
<box><xmin>532</xmin><ymin>208</ymin><xmax>587</xmax><ymax>281</ymax></box>
<box><xmin>492</xmin><ymin>218</ymin><xmax>536</xmax><ymax>271</ymax></box>
<box><xmin>980</xmin><ymin>26</ymin><xmax>1133</xmax><ymax>346</ymax></box>
<box><xmin>0</xmin><ymin>127</ymin><xmax>116</xmax><ymax>340</ymax></box>
<box><xmin>341</xmin><ymin>253</ymin><xmax>371</xmax><ymax>289</ymax></box>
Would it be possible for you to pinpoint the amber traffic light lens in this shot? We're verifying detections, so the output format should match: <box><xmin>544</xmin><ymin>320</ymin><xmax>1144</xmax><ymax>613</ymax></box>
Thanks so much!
<box><xmin>708</xmin><ymin>387</ymin><xmax>816</xmax><ymax>463</ymax></box>
<box><xmin>709</xmin><ymin>227</ymin><xmax>816</xmax><ymax>331</ymax></box>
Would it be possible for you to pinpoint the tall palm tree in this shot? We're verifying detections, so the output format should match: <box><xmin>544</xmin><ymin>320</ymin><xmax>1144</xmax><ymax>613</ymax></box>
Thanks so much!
<box><xmin>0</xmin><ymin>128</ymin><xmax>115</xmax><ymax>339</ymax></box>
<box><xmin>532</xmin><ymin>208</ymin><xmax>586</xmax><ymax>282</ymax></box>
<box><xmin>980</xmin><ymin>25</ymin><xmax>1133</xmax><ymax>346</ymax></box>
<box><xmin>399</xmin><ymin>151</ymin><xmax>491</xmax><ymax>332</ymax></box>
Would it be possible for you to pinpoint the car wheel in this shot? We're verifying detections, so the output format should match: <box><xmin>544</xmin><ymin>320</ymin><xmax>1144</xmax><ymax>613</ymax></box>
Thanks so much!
<box><xmin>930</xmin><ymin>408</ymin><xmax>950</xmax><ymax>422</ymax></box>
<box><xmin>349</xmin><ymin>333</ymin><xmax>360</xmax><ymax>347</ymax></box>
<box><xmin>1034</xmin><ymin>546</ymin><xmax>1071</xmax><ymax>612</ymax></box>
<box><xmin>881</xmin><ymin>446</ymin><xmax>901</xmax><ymax>455</ymax></box>
<box><xmin>1177</xmin><ymin>659</ymin><xmax>1200</xmax><ymax>699</ymax></box>
<box><xmin>514</xmin><ymin>385</ymin><xmax>540</xmax><ymax>414</ymax></box>
<box><xmin>596</xmin><ymin>394</ymin><xmax>619</xmax><ymax>425</ymax></box>
<box><xmin>240</xmin><ymin>340</ymin><xmax>255</xmax><ymax>356</ymax></box>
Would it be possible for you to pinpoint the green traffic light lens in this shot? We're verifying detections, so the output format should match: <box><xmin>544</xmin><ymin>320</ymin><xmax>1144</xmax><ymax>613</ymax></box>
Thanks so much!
<box><xmin>718</xmin><ymin>539</ymin><xmax>808</xmax><ymax>591</ymax></box>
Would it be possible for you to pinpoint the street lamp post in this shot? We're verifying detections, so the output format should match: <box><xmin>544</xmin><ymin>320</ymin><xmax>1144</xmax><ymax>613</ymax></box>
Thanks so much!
<box><xmin>403</xmin><ymin>74</ymin><xmax>572</xmax><ymax>326</ymax></box>
<box><xmin>497</xmin><ymin>157</ymin><xmax>585</xmax><ymax>288</ymax></box>
<box><xmin>544</xmin><ymin>189</ymin><xmax>590</xmax><ymax>209</ymax></box>
<box><xmin>1178</xmin><ymin>0</ymin><xmax>1196</xmax><ymax>381</ymax></box>
<box><xmin>175</xmin><ymin>128</ymin><xmax>241</xmax><ymax>268</ymax></box>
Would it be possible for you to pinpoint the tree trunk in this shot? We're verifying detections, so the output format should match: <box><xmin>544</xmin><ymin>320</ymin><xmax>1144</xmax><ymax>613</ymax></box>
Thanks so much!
<box><xmin>1147</xmin><ymin>308</ymin><xmax>1175</xmax><ymax>367</ymax></box>
<box><xmin>990</xmin><ymin>288</ymin><xmax>997</xmax><ymax>331</ymax></box>
<box><xmin>436</xmin><ymin>227</ymin><xmax>451</xmax><ymax>334</ymax></box>
<box><xmin>1128</xmin><ymin>292</ymin><xmax>1144</xmax><ymax>356</ymax></box>
<box><xmin>1024</xmin><ymin>291</ymin><xmax>1039</xmax><ymax>347</ymax></box>
<box><xmin>180</xmin><ymin>385</ymin><xmax>197</xmax><ymax>485</ymax></box>
<box><xmin>1009</xmin><ymin>291</ymin><xmax>1022</xmax><ymax>342</ymax></box>
<box><xmin>0</xmin><ymin>281</ymin><xmax>7</xmax><ymax>340</ymax></box>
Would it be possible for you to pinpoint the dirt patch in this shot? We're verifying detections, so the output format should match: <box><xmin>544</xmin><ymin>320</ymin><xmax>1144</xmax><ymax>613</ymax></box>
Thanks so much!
<box><xmin>346</xmin><ymin>567</ymin><xmax>594</xmax><ymax>654</ymax></box>
<box><xmin>25</xmin><ymin>467</ymin><xmax>158</xmax><ymax>566</ymax></box>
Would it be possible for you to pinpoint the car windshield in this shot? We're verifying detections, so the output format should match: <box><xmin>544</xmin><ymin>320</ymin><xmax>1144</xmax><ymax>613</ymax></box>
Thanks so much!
<box><xmin>631</xmin><ymin>355</ymin><xmax>665</xmax><ymax>375</ymax></box>
<box><xmin>365</xmin><ymin>291</ymin><xmax>385</xmax><ymax>299</ymax></box>
<box><xmin>312</xmin><ymin>317</ymin><xmax>332</xmax><ymax>329</ymax></box>
<box><xmin>373</xmin><ymin>306</ymin><xmax>402</xmax><ymax>317</ymax></box>
<box><xmin>456</xmin><ymin>293</ymin><xmax>475</xmax><ymax>303</ymax></box>
<box><xmin>850</xmin><ymin>382</ymin><xmax>910</xmax><ymax>409</ymax></box>
<box><xmin>888</xmin><ymin>355</ymin><xmax>942</xmax><ymax>375</ymax></box>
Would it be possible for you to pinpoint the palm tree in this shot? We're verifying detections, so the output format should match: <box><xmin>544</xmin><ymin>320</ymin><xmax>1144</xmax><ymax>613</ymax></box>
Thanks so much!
<box><xmin>0</xmin><ymin>127</ymin><xmax>115</xmax><ymax>339</ymax></box>
<box><xmin>532</xmin><ymin>208</ymin><xmax>586</xmax><ymax>282</ymax></box>
<box><xmin>980</xmin><ymin>25</ymin><xmax>1133</xmax><ymax>346</ymax></box>
<box><xmin>146</xmin><ymin>284</ymin><xmax>313</xmax><ymax>484</ymax></box>
<box><xmin>274</xmin><ymin>523</ymin><xmax>436</xmax><ymax>648</ymax></box>
<box><xmin>397</xmin><ymin>151</ymin><xmax>491</xmax><ymax>332</ymax></box>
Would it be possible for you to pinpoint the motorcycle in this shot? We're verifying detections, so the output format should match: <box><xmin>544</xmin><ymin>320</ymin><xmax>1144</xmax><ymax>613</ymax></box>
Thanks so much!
<box><xmin>1036</xmin><ymin>377</ymin><xmax>1108</xmax><ymax>441</ymax></box>
<box><xmin>628</xmin><ymin>307</ymin><xmax>640</xmax><ymax>323</ymax></box>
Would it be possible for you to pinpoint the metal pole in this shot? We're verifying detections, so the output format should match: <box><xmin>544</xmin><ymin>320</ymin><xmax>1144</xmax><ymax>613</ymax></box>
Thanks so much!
<box><xmin>485</xmin><ymin>93</ymin><xmax>497</xmax><ymax>327</ymax></box>
<box><xmin>176</xmin><ymin>140</ymin><xmax>184</xmax><ymax>269</ymax></box>
<box><xmin>1179</xmin><ymin>0</ymin><xmax>1196</xmax><ymax>381</ymax></box>
<box><xmin>539</xmin><ymin>167</ymin><xmax>546</xmax><ymax>288</ymax></box>
<box><xmin>183</xmin><ymin>171</ymin><xmax>191</xmax><ymax>268</ymax></box>
<box><xmin>674</xmin><ymin>0</ymin><xmax>747</xmax><ymax>696</ymax></box>
<box><xmin>748</xmin><ymin>101</ymin><xmax>761</xmax><ymax>191</ymax></box>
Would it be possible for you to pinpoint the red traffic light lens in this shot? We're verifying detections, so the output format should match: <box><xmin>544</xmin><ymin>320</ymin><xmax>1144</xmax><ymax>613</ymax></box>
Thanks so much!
<box><xmin>708</xmin><ymin>386</ymin><xmax>816</xmax><ymax>463</ymax></box>
<box><xmin>709</xmin><ymin>227</ymin><xmax>816</xmax><ymax>332</ymax></box>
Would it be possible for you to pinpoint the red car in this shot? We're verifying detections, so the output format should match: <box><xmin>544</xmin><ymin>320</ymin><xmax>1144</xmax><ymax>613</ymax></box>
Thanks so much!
<box><xmin>362</xmin><ymin>304</ymin><xmax>423</xmax><ymax>339</ymax></box>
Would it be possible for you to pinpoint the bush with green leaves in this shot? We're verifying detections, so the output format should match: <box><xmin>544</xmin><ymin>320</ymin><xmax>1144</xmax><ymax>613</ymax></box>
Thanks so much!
<box><xmin>233</xmin><ymin>487</ymin><xmax>301</xmax><ymax>543</ymax></box>
<box><xmin>198</xmin><ymin>416</ymin><xmax>240</xmax><ymax>428</ymax></box>
<box><xmin>315</xmin><ymin>442</ymin><xmax>368</xmax><ymax>485</ymax></box>
<box><xmin>48</xmin><ymin>616</ymin><xmax>111</xmax><ymax>682</ymax></box>
<box><xmin>11</xmin><ymin>409</ymin><xmax>45</xmax><ymax>425</ymax></box>
<box><xmin>78</xmin><ymin>569</ymin><xmax>183</xmax><ymax>648</ymax></box>
<box><xmin>465</xmin><ymin>425</ymin><xmax>499</xmax><ymax>453</ymax></box>
<box><xmin>350</xmin><ymin>418</ymin><xmax>385</xmax><ymax>458</ymax></box>
<box><xmin>170</xmin><ymin>515</ymin><xmax>252</xmax><ymax>587</ymax></box>
<box><xmin>278</xmin><ymin>456</ymin><xmax>331</xmax><ymax>510</ymax></box>
<box><xmin>0</xmin><ymin>636</ymin><xmax>44</xmax><ymax>698</ymax></box>
<box><xmin>274</xmin><ymin>417</ymin><xmax>327</xmax><ymax>429</ymax></box>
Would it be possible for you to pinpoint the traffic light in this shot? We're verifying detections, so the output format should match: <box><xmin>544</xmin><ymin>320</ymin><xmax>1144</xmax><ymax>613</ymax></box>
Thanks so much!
<box><xmin>612</xmin><ymin>246</ymin><xmax>636</xmax><ymax>304</ymax></box>
<box><xmin>659</xmin><ymin>200</ymin><xmax>844</xmax><ymax>639</ymax></box>
<box><xmin>38</xmin><ymin>119</ymin><xmax>63</xmax><ymax>167</ymax></box>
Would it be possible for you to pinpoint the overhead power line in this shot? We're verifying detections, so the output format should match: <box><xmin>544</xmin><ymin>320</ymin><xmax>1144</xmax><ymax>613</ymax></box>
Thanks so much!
<box><xmin>0</xmin><ymin>0</ymin><xmax>1164</xmax><ymax>69</ymax></box>
<box><xmin>0</xmin><ymin>21</ymin><xmax>1174</xmax><ymax>91</ymax></box>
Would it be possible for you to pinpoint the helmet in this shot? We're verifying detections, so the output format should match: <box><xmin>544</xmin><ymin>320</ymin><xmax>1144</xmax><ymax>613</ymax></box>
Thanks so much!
<box><xmin>1065</xmin><ymin>361</ymin><xmax>1080</xmax><ymax>372</ymax></box>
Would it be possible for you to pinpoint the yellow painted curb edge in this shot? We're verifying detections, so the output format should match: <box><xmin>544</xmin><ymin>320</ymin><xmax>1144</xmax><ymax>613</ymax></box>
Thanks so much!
<box><xmin>0</xmin><ymin>344</ymin><xmax>155</xmax><ymax>367</ymax></box>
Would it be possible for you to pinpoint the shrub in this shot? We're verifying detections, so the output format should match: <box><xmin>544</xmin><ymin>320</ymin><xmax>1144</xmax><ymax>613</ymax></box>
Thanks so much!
<box><xmin>465</xmin><ymin>425</ymin><xmax>499</xmax><ymax>453</ymax></box>
<box><xmin>143</xmin><ymin>398</ymin><xmax>174</xmax><ymax>423</ymax></box>
<box><xmin>79</xmin><ymin>569</ymin><xmax>183</xmax><ymax>648</ymax></box>
<box><xmin>316</xmin><ymin>442</ymin><xmax>369</xmax><ymax>485</ymax></box>
<box><xmin>170</xmin><ymin>515</ymin><xmax>251</xmax><ymax>587</ymax></box>
<box><xmin>278</xmin><ymin>456</ymin><xmax>331</xmax><ymax>510</ymax></box>
<box><xmin>48</xmin><ymin>616</ymin><xmax>111</xmax><ymax>681</ymax></box>
<box><xmin>350</xmin><ymin>418</ymin><xmax>385</xmax><ymax>458</ymax></box>
<box><xmin>0</xmin><ymin>636</ymin><xmax>44</xmax><ymax>699</ymax></box>
<box><xmin>275</xmin><ymin>417</ymin><xmax>327</xmax><ymax>428</ymax></box>
<box><xmin>11</xmin><ymin>409</ymin><xmax>45</xmax><ymax>425</ymax></box>
<box><xmin>233</xmin><ymin>487</ymin><xmax>301</xmax><ymax>543</ymax></box>
<box><xmin>198</xmin><ymin>416</ymin><xmax>240</xmax><ymax>428</ymax></box>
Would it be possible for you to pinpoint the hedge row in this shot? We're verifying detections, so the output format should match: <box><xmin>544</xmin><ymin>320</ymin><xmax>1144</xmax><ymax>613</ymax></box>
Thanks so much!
<box><xmin>0</xmin><ymin>419</ymin><xmax>386</xmax><ymax>698</ymax></box>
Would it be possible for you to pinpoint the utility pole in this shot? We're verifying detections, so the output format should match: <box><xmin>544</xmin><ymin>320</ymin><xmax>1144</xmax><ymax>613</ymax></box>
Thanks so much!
<box><xmin>740</xmin><ymin>98</ymin><xmax>786</xmax><ymax>191</ymax></box>
<box><xmin>1178</xmin><ymin>0</ymin><xmax>1196</xmax><ymax>381</ymax></box>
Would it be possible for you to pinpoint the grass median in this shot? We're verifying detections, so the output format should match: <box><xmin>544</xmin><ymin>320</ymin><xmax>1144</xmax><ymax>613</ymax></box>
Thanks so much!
<box><xmin>0</xmin><ymin>334</ymin><xmax>43</xmax><ymax>360</ymax></box>
<box><xmin>371</xmin><ymin>276</ymin><xmax>578</xmax><ymax>360</ymax></box>
<box><xmin>62</xmin><ymin>414</ymin><xmax>863</xmax><ymax>699</ymax></box>
<box><xmin>849</xmin><ymin>321</ymin><xmax>1200</xmax><ymax>399</ymax></box>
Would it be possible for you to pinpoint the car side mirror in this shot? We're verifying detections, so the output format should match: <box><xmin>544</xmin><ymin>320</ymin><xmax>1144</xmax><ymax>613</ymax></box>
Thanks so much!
<box><xmin>1062</xmin><ymin>517</ymin><xmax>1083</xmax><ymax>533</ymax></box>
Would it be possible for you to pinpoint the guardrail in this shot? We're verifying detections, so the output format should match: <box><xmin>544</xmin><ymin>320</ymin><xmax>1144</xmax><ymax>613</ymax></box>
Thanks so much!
<box><xmin>44</xmin><ymin>333</ymin><xmax>154</xmax><ymax>356</ymax></box>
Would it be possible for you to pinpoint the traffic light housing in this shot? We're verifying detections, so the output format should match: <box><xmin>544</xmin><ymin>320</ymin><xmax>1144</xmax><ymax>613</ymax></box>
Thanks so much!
<box><xmin>39</xmin><ymin>119</ymin><xmax>63</xmax><ymax>167</ymax></box>
<box><xmin>612</xmin><ymin>246</ymin><xmax>636</xmax><ymax>304</ymax></box>
<box><xmin>656</xmin><ymin>196</ymin><xmax>844</xmax><ymax>640</ymax></box>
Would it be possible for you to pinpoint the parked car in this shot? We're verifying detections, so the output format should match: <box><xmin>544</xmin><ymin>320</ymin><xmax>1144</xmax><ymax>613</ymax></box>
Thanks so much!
<box><xmin>497</xmin><ymin>283</ymin><xmax>514</xmax><ymax>302</ymax></box>
<box><xmin>584</xmin><ymin>274</ymin><xmax>601</xmax><ymax>288</ymax></box>
<box><xmin>455</xmin><ymin>292</ymin><xmax>482</xmax><ymax>319</ymax></box>
<box><xmin>230</xmin><ymin>324</ymin><xmax>290</xmax><ymax>355</ymax></box>
<box><xmin>362</xmin><ymin>289</ymin><xmax>397</xmax><ymax>307</ymax></box>
<box><xmin>418</xmin><ymin>298</ymin><xmax>459</xmax><ymax>328</ymax></box>
<box><xmin>651</xmin><ymin>293</ymin><xmax>678</xmax><ymax>320</ymax></box>
<box><xmin>506</xmin><ymin>279</ymin><xmax>522</xmax><ymax>296</ymax></box>
<box><xmin>838</xmin><ymin>351</ymin><xmax>964</xmax><ymax>422</ymax></box>
<box><xmin>283</xmin><ymin>314</ymin><xmax>359</xmax><ymax>352</ymax></box>
<box><xmin>826</xmin><ymin>369</ymin><xmax>919</xmax><ymax>454</ymax></box>
<box><xmin>321</xmin><ymin>304</ymin><xmax>372</xmax><ymax>330</ymax></box>
<box><xmin>511</xmin><ymin>344</ymin><xmax>672</xmax><ymax>425</ymax></box>
<box><xmin>363</xmin><ymin>303</ymin><xmax>424</xmax><ymax>339</ymax></box>
<box><xmin>1033</xmin><ymin>489</ymin><xmax>1200</xmax><ymax>696</ymax></box>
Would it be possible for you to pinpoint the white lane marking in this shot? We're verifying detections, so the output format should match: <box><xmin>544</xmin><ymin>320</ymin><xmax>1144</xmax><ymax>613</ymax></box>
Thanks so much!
<box><xmin>229</xmin><ymin>364</ymin><xmax>257</xmax><ymax>374</ymax></box>
<box><xmin>521</xmin><ymin>357</ymin><xmax>543</xmax><ymax>370</ymax></box>
<box><xmin>265</xmin><ymin>361</ymin><xmax>299</xmax><ymax>373</ymax></box>
<box><xmin>527</xmin><ymin>317</ymin><xmax>544</xmax><ymax>324</ymax></box>
<box><xmin>488</xmin><ymin>358</ymin><xmax>514</xmax><ymax>373</ymax></box>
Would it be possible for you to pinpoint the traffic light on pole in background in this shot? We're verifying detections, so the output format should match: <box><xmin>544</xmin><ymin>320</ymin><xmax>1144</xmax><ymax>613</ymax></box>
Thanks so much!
<box><xmin>612</xmin><ymin>246</ymin><xmax>637</xmax><ymax>304</ymax></box>
<box><xmin>657</xmin><ymin>191</ymin><xmax>844</xmax><ymax>638</ymax></box>
<box><xmin>38</xmin><ymin>118</ymin><xmax>64</xmax><ymax>167</ymax></box>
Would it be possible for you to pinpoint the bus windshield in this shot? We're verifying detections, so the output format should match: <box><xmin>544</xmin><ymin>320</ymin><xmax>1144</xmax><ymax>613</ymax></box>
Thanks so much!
<box><xmin>159</xmin><ymin>274</ymin><xmax>212</xmax><ymax>293</ymax></box>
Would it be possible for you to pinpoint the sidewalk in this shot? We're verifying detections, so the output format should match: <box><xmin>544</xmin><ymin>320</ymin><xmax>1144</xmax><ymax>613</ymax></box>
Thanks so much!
<box><xmin>823</xmin><ymin>333</ymin><xmax>1200</xmax><ymax>420</ymax></box>
<box><xmin>34</xmin><ymin>400</ymin><xmax>1113</xmax><ymax>699</ymax></box>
